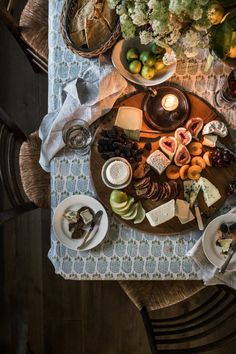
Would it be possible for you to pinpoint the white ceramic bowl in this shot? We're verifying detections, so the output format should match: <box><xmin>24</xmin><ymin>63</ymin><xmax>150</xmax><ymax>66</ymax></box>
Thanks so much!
<box><xmin>112</xmin><ymin>37</ymin><xmax>176</xmax><ymax>87</ymax></box>
<box><xmin>202</xmin><ymin>211</ymin><xmax>236</xmax><ymax>271</ymax></box>
<box><xmin>101</xmin><ymin>157</ymin><xmax>133</xmax><ymax>189</ymax></box>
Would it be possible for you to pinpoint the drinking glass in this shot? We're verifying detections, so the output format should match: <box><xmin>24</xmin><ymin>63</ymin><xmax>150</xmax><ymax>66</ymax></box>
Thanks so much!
<box><xmin>62</xmin><ymin>119</ymin><xmax>92</xmax><ymax>155</ymax></box>
<box><xmin>215</xmin><ymin>70</ymin><xmax>236</xmax><ymax>109</ymax></box>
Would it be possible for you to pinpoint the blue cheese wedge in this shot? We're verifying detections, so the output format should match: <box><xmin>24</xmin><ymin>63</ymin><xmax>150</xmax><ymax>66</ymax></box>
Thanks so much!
<box><xmin>183</xmin><ymin>180</ymin><xmax>194</xmax><ymax>203</ymax></box>
<box><xmin>146</xmin><ymin>199</ymin><xmax>175</xmax><ymax>227</ymax></box>
<box><xmin>202</xmin><ymin>134</ymin><xmax>217</xmax><ymax>147</ymax></box>
<box><xmin>175</xmin><ymin>199</ymin><xmax>190</xmax><ymax>219</ymax></box>
<box><xmin>147</xmin><ymin>149</ymin><xmax>171</xmax><ymax>175</ymax></box>
<box><xmin>178</xmin><ymin>209</ymin><xmax>195</xmax><ymax>224</ymax></box>
<box><xmin>189</xmin><ymin>181</ymin><xmax>201</xmax><ymax>207</ymax></box>
<box><xmin>198</xmin><ymin>177</ymin><xmax>221</xmax><ymax>207</ymax></box>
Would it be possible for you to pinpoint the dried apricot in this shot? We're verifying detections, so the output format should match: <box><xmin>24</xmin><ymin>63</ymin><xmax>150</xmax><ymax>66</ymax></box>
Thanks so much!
<box><xmin>187</xmin><ymin>165</ymin><xmax>202</xmax><ymax>180</ymax></box>
<box><xmin>191</xmin><ymin>156</ymin><xmax>206</xmax><ymax>170</ymax></box>
<box><xmin>179</xmin><ymin>165</ymin><xmax>190</xmax><ymax>180</ymax></box>
<box><xmin>203</xmin><ymin>151</ymin><xmax>212</xmax><ymax>167</ymax></box>
<box><xmin>188</xmin><ymin>142</ymin><xmax>203</xmax><ymax>156</ymax></box>
<box><xmin>166</xmin><ymin>165</ymin><xmax>180</xmax><ymax>180</ymax></box>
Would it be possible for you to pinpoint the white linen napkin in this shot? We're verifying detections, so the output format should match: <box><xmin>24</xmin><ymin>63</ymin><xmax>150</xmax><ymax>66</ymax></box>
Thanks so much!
<box><xmin>188</xmin><ymin>207</ymin><xmax>236</xmax><ymax>289</ymax></box>
<box><xmin>39</xmin><ymin>55</ymin><xmax>127</xmax><ymax>171</ymax></box>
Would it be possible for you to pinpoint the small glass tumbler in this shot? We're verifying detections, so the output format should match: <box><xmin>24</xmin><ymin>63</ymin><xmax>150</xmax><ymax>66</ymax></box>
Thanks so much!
<box><xmin>62</xmin><ymin>119</ymin><xmax>92</xmax><ymax>155</ymax></box>
<box><xmin>215</xmin><ymin>70</ymin><xmax>236</xmax><ymax>109</ymax></box>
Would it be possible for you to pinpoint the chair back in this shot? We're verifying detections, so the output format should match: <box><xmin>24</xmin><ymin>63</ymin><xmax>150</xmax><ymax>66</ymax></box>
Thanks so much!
<box><xmin>141</xmin><ymin>285</ymin><xmax>236</xmax><ymax>354</ymax></box>
<box><xmin>0</xmin><ymin>108</ymin><xmax>36</xmax><ymax>223</ymax></box>
<box><xmin>0</xmin><ymin>0</ymin><xmax>48</xmax><ymax>73</ymax></box>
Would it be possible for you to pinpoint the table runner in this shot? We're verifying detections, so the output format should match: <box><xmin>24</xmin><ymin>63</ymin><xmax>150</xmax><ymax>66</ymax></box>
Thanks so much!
<box><xmin>48</xmin><ymin>0</ymin><xmax>236</xmax><ymax>280</ymax></box>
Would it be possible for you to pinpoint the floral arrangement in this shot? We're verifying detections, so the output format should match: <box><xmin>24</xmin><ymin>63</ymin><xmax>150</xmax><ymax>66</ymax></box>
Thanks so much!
<box><xmin>107</xmin><ymin>0</ymin><xmax>234</xmax><ymax>59</ymax></box>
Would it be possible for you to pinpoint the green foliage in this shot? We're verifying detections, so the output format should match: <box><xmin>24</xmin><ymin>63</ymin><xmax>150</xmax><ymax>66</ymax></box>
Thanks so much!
<box><xmin>210</xmin><ymin>8</ymin><xmax>236</xmax><ymax>59</ymax></box>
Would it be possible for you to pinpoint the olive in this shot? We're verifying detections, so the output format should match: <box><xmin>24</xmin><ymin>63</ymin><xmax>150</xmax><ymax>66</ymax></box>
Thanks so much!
<box><xmin>220</xmin><ymin>223</ymin><xmax>228</xmax><ymax>234</ymax></box>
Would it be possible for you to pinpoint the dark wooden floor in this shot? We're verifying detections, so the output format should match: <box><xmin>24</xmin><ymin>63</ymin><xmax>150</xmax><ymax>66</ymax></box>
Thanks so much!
<box><xmin>1</xmin><ymin>11</ymin><xmax>236</xmax><ymax>354</ymax></box>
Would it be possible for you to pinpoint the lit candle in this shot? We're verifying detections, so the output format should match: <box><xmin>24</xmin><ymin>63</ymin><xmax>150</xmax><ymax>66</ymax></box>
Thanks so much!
<box><xmin>161</xmin><ymin>94</ymin><xmax>179</xmax><ymax>111</ymax></box>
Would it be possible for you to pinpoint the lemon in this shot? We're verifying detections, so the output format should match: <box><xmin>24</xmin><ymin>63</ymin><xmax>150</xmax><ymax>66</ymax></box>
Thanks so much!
<box><xmin>139</xmin><ymin>51</ymin><xmax>156</xmax><ymax>67</ymax></box>
<box><xmin>128</xmin><ymin>60</ymin><xmax>142</xmax><ymax>74</ymax></box>
<box><xmin>154</xmin><ymin>60</ymin><xmax>165</xmax><ymax>71</ymax></box>
<box><xmin>141</xmin><ymin>65</ymin><xmax>155</xmax><ymax>80</ymax></box>
<box><xmin>126</xmin><ymin>48</ymin><xmax>139</xmax><ymax>61</ymax></box>
<box><xmin>207</xmin><ymin>3</ymin><xmax>224</xmax><ymax>25</ymax></box>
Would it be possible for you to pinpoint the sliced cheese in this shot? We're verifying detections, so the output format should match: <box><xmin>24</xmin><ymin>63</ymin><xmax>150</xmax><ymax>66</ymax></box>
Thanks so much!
<box><xmin>115</xmin><ymin>107</ymin><xmax>143</xmax><ymax>131</ymax></box>
<box><xmin>198</xmin><ymin>177</ymin><xmax>221</xmax><ymax>207</ymax></box>
<box><xmin>202</xmin><ymin>134</ymin><xmax>217</xmax><ymax>147</ymax></box>
<box><xmin>175</xmin><ymin>199</ymin><xmax>190</xmax><ymax>219</ymax></box>
<box><xmin>189</xmin><ymin>181</ymin><xmax>201</xmax><ymax>208</ymax></box>
<box><xmin>146</xmin><ymin>199</ymin><xmax>175</xmax><ymax>227</ymax></box>
<box><xmin>178</xmin><ymin>209</ymin><xmax>195</xmax><ymax>224</ymax></box>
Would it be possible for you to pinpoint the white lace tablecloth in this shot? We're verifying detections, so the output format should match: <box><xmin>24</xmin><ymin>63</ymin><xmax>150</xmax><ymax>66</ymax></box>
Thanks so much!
<box><xmin>48</xmin><ymin>0</ymin><xmax>236</xmax><ymax>280</ymax></box>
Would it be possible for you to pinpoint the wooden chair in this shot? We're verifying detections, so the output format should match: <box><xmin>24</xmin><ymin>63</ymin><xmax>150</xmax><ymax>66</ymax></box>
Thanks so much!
<box><xmin>0</xmin><ymin>0</ymin><xmax>48</xmax><ymax>73</ymax></box>
<box><xmin>119</xmin><ymin>281</ymin><xmax>236</xmax><ymax>353</ymax></box>
<box><xmin>0</xmin><ymin>107</ymin><xmax>50</xmax><ymax>224</ymax></box>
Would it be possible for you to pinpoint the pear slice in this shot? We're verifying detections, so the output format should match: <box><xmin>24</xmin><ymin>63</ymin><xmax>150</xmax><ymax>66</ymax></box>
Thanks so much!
<box><xmin>110</xmin><ymin>200</ymin><xmax>128</xmax><ymax>209</ymax></box>
<box><xmin>112</xmin><ymin>197</ymin><xmax>135</xmax><ymax>215</ymax></box>
<box><xmin>134</xmin><ymin>202</ymin><xmax>146</xmax><ymax>224</ymax></box>
<box><xmin>121</xmin><ymin>203</ymin><xmax>139</xmax><ymax>220</ymax></box>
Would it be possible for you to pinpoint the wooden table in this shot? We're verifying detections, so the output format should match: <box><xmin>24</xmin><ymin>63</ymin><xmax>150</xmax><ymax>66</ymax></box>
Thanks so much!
<box><xmin>48</xmin><ymin>0</ymin><xmax>236</xmax><ymax>280</ymax></box>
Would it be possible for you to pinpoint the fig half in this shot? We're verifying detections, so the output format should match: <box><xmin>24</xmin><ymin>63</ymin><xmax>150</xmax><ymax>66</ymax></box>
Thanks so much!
<box><xmin>174</xmin><ymin>144</ymin><xmax>191</xmax><ymax>167</ymax></box>
<box><xmin>174</xmin><ymin>127</ymin><xmax>192</xmax><ymax>145</ymax></box>
<box><xmin>186</xmin><ymin>117</ymin><xmax>203</xmax><ymax>138</ymax></box>
<box><xmin>159</xmin><ymin>136</ymin><xmax>178</xmax><ymax>160</ymax></box>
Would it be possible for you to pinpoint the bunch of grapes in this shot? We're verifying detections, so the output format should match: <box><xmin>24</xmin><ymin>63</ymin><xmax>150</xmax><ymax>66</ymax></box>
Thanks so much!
<box><xmin>211</xmin><ymin>148</ymin><xmax>236</xmax><ymax>168</ymax></box>
<box><xmin>97</xmin><ymin>127</ymin><xmax>151</xmax><ymax>164</ymax></box>
<box><xmin>228</xmin><ymin>181</ymin><xmax>236</xmax><ymax>195</ymax></box>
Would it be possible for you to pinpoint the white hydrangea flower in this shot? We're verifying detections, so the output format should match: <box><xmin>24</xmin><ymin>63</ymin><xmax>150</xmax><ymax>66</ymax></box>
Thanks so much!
<box><xmin>182</xmin><ymin>29</ymin><xmax>201</xmax><ymax>48</ymax></box>
<box><xmin>139</xmin><ymin>30</ymin><xmax>153</xmax><ymax>45</ymax></box>
<box><xmin>192</xmin><ymin>8</ymin><xmax>203</xmax><ymax>21</ymax></box>
<box><xmin>163</xmin><ymin>51</ymin><xmax>177</xmax><ymax>65</ymax></box>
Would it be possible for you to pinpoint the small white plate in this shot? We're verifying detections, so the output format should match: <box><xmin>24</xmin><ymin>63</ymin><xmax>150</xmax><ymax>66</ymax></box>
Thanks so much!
<box><xmin>202</xmin><ymin>212</ymin><xmax>236</xmax><ymax>271</ymax></box>
<box><xmin>112</xmin><ymin>37</ymin><xmax>176</xmax><ymax>87</ymax></box>
<box><xmin>53</xmin><ymin>195</ymin><xmax>108</xmax><ymax>251</ymax></box>
<box><xmin>101</xmin><ymin>157</ymin><xmax>133</xmax><ymax>189</ymax></box>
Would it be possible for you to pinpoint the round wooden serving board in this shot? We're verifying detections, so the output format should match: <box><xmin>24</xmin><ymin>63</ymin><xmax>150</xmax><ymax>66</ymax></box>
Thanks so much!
<box><xmin>90</xmin><ymin>91</ymin><xmax>236</xmax><ymax>235</ymax></box>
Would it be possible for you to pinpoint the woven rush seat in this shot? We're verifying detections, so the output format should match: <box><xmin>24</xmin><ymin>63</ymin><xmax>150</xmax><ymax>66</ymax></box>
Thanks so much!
<box><xmin>119</xmin><ymin>280</ymin><xmax>205</xmax><ymax>311</ymax></box>
<box><xmin>19</xmin><ymin>131</ymin><xmax>50</xmax><ymax>209</ymax></box>
<box><xmin>19</xmin><ymin>0</ymin><xmax>48</xmax><ymax>61</ymax></box>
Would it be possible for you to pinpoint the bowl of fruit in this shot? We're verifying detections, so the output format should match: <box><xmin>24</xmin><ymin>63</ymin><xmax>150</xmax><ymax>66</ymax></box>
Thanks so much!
<box><xmin>111</xmin><ymin>37</ymin><xmax>177</xmax><ymax>86</ymax></box>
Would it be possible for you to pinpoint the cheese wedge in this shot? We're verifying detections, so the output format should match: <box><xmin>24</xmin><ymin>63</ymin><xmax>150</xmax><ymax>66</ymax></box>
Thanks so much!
<box><xmin>115</xmin><ymin>107</ymin><xmax>143</xmax><ymax>131</ymax></box>
<box><xmin>183</xmin><ymin>180</ymin><xmax>193</xmax><ymax>203</ymax></box>
<box><xmin>146</xmin><ymin>199</ymin><xmax>175</xmax><ymax>227</ymax></box>
<box><xmin>202</xmin><ymin>134</ymin><xmax>217</xmax><ymax>147</ymax></box>
<box><xmin>175</xmin><ymin>199</ymin><xmax>190</xmax><ymax>219</ymax></box>
<box><xmin>198</xmin><ymin>177</ymin><xmax>221</xmax><ymax>207</ymax></box>
<box><xmin>178</xmin><ymin>209</ymin><xmax>195</xmax><ymax>224</ymax></box>
<box><xmin>189</xmin><ymin>181</ymin><xmax>201</xmax><ymax>207</ymax></box>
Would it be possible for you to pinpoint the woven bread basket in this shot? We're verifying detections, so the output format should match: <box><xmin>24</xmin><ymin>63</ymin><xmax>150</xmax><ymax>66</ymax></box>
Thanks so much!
<box><xmin>61</xmin><ymin>0</ymin><xmax>121</xmax><ymax>58</ymax></box>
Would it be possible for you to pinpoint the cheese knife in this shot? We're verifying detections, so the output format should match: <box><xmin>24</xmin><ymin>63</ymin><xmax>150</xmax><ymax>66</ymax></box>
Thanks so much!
<box><xmin>77</xmin><ymin>210</ymin><xmax>103</xmax><ymax>250</ymax></box>
<box><xmin>194</xmin><ymin>200</ymin><xmax>204</xmax><ymax>231</ymax></box>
